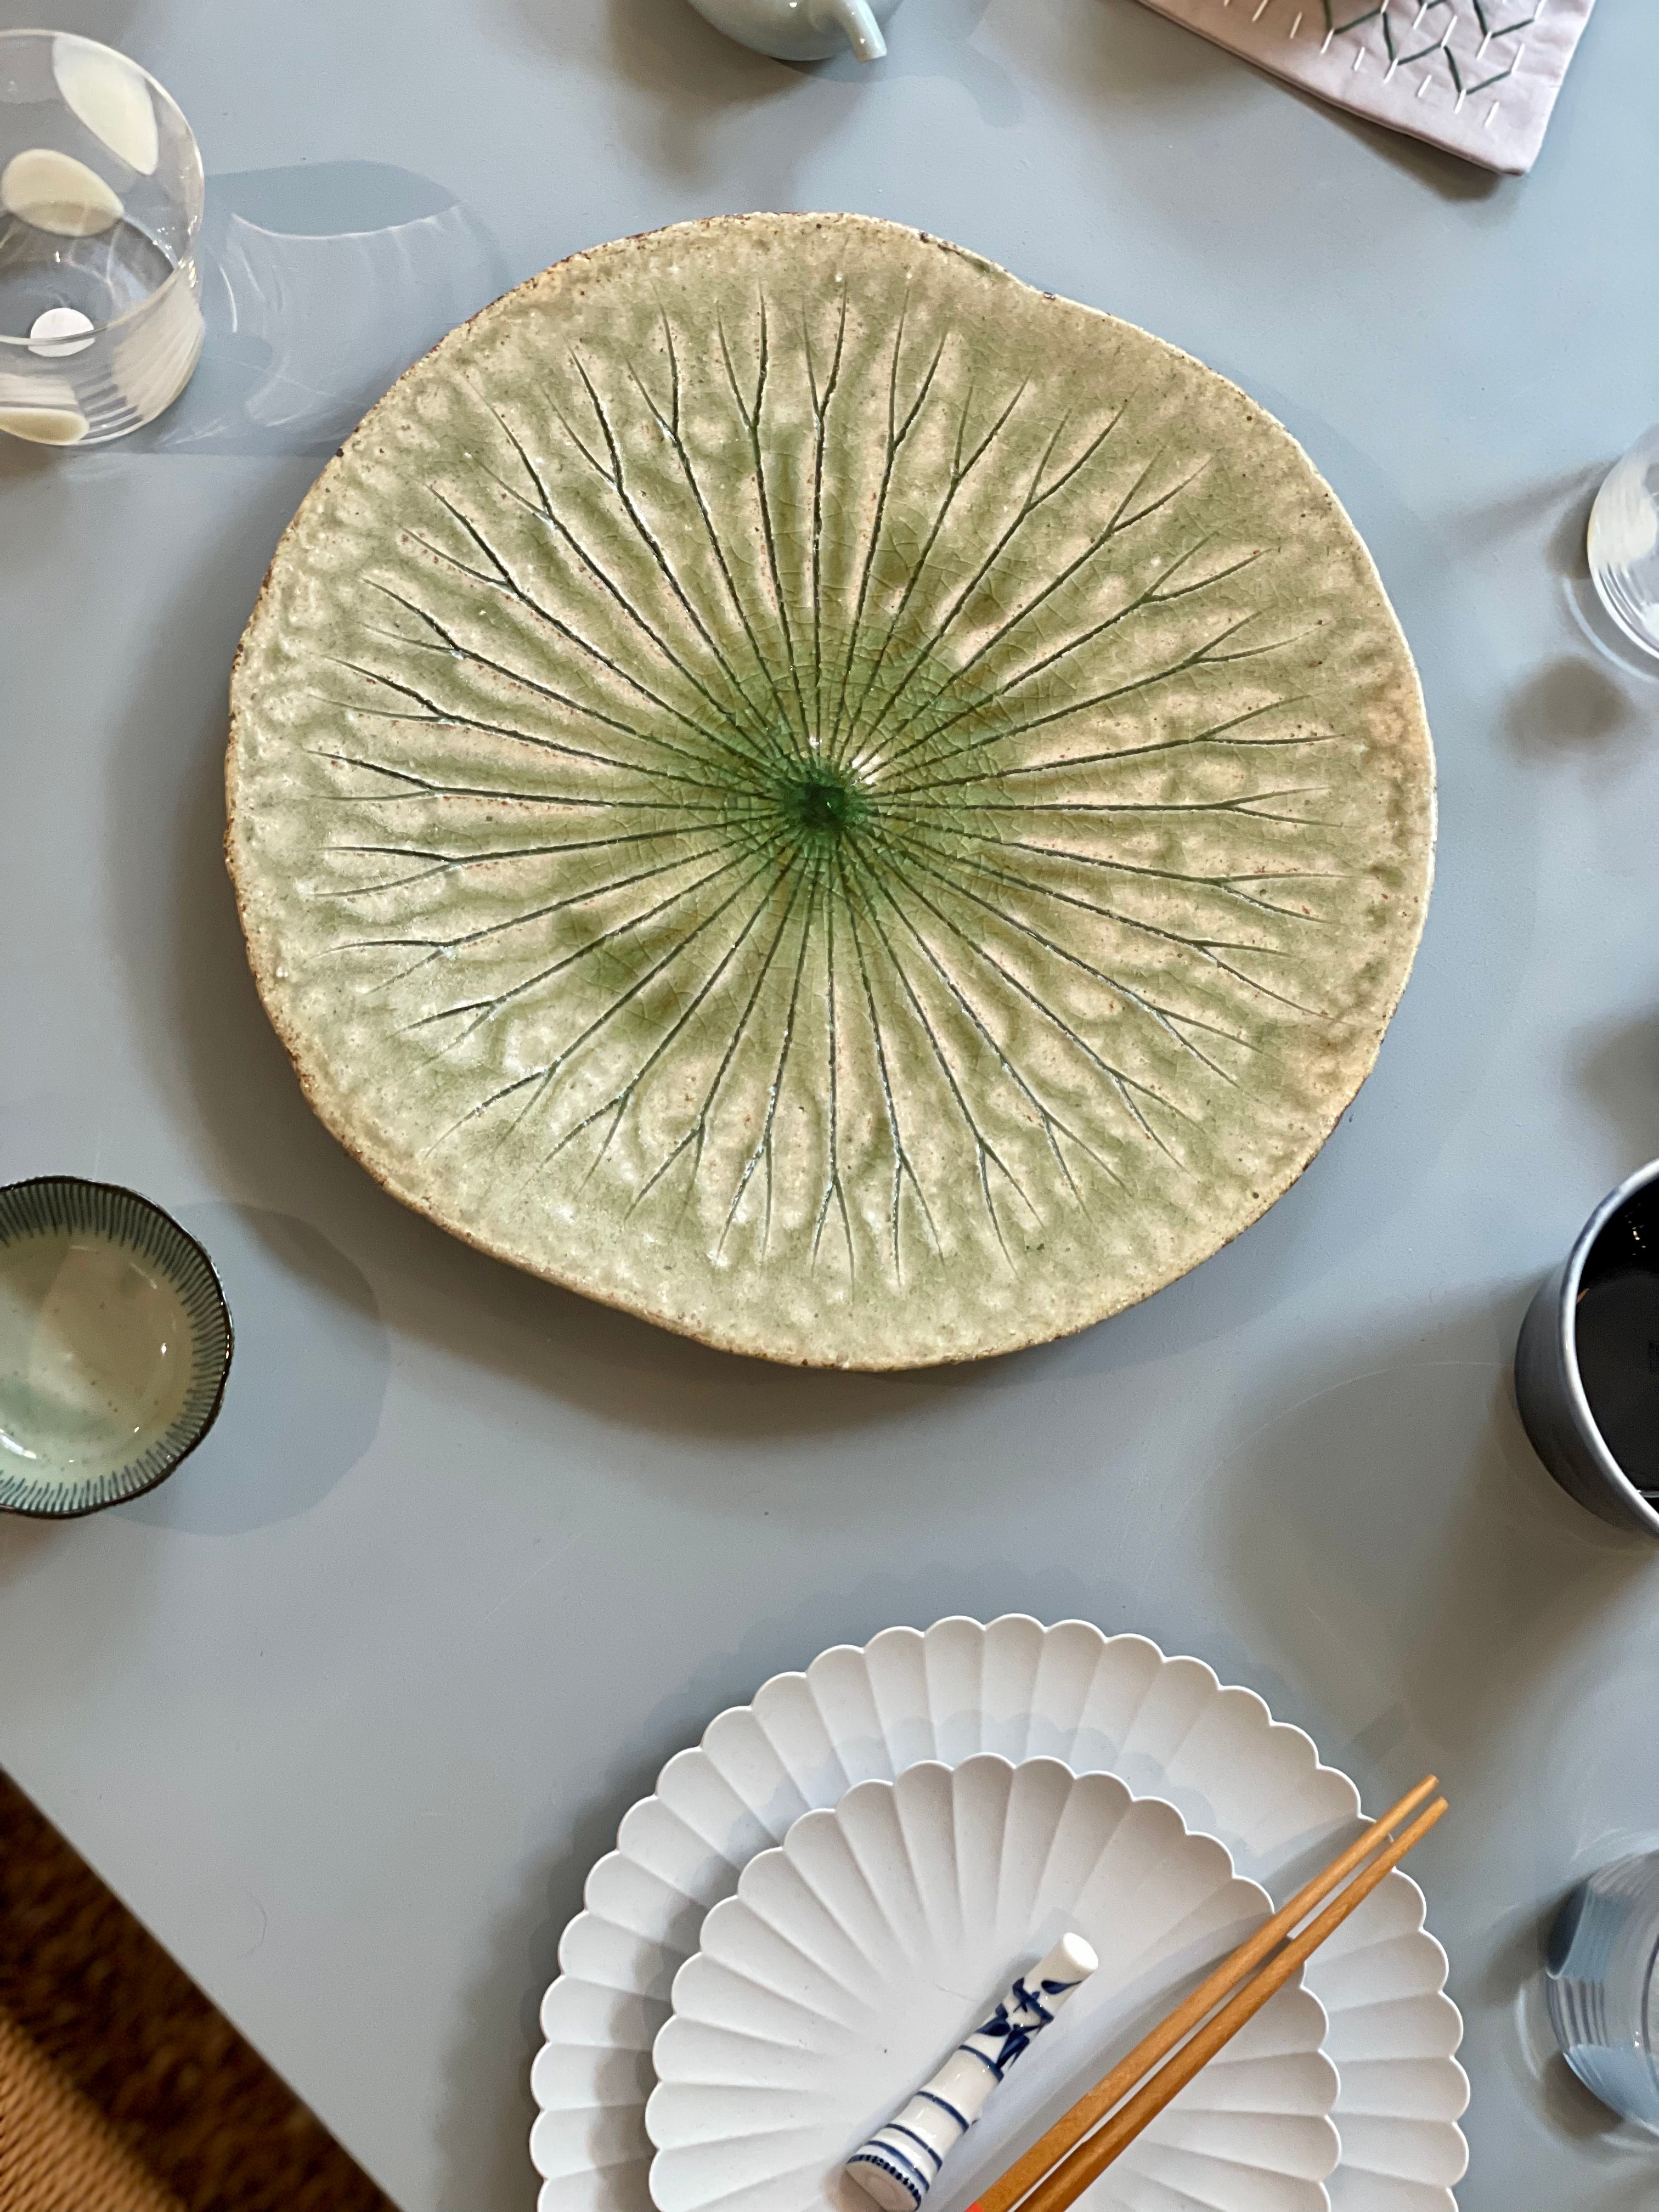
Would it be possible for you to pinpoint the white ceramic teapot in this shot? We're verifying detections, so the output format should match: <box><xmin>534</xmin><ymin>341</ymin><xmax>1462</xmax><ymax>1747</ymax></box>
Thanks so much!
<box><xmin>686</xmin><ymin>0</ymin><xmax>900</xmax><ymax>63</ymax></box>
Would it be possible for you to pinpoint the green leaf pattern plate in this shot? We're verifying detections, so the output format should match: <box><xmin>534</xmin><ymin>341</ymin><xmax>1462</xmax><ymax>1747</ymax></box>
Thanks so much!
<box><xmin>227</xmin><ymin>214</ymin><xmax>1434</xmax><ymax>1368</ymax></box>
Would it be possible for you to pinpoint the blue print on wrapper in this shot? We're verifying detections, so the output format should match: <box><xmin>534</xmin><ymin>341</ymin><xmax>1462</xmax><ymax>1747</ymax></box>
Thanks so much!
<box><xmin>972</xmin><ymin>1973</ymin><xmax>1074</xmax><ymax>2077</ymax></box>
<box><xmin>845</xmin><ymin>1937</ymin><xmax>1098</xmax><ymax>2212</ymax></box>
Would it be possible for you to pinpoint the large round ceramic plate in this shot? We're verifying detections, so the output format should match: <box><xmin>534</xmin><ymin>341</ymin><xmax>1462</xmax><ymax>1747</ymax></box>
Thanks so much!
<box><xmin>533</xmin><ymin>1620</ymin><xmax>1468</xmax><ymax>2212</ymax></box>
<box><xmin>647</xmin><ymin>1759</ymin><xmax>1339</xmax><ymax>2212</ymax></box>
<box><xmin>227</xmin><ymin>213</ymin><xmax>1435</xmax><ymax>1368</ymax></box>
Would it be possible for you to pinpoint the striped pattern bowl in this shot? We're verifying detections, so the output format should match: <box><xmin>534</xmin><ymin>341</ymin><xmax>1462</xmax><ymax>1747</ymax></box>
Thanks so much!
<box><xmin>0</xmin><ymin>1177</ymin><xmax>232</xmax><ymax>1518</ymax></box>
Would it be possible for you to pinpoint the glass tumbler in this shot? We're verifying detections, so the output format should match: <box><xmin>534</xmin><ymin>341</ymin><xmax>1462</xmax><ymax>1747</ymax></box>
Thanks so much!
<box><xmin>1546</xmin><ymin>1851</ymin><xmax>1659</xmax><ymax>2131</ymax></box>
<box><xmin>0</xmin><ymin>30</ymin><xmax>203</xmax><ymax>444</ymax></box>
<box><xmin>1588</xmin><ymin>425</ymin><xmax>1659</xmax><ymax>664</ymax></box>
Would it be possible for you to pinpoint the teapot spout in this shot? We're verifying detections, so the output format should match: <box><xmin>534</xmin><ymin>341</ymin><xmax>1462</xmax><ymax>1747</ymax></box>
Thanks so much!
<box><xmin>812</xmin><ymin>0</ymin><xmax>887</xmax><ymax>60</ymax></box>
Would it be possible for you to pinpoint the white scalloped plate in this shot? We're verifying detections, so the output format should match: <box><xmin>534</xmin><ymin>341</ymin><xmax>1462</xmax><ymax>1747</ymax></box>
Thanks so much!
<box><xmin>647</xmin><ymin>1759</ymin><xmax>1340</xmax><ymax>2212</ymax></box>
<box><xmin>533</xmin><ymin>1618</ymin><xmax>1468</xmax><ymax>2212</ymax></box>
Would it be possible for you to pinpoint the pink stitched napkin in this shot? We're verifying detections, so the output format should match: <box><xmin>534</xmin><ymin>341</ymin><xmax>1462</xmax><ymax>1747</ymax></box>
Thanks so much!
<box><xmin>1129</xmin><ymin>0</ymin><xmax>1597</xmax><ymax>174</ymax></box>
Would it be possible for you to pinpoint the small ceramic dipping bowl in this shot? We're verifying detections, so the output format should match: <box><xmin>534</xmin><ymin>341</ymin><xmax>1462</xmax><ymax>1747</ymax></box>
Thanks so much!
<box><xmin>1515</xmin><ymin>1159</ymin><xmax>1659</xmax><ymax>1541</ymax></box>
<box><xmin>0</xmin><ymin>1177</ymin><xmax>232</xmax><ymax>1519</ymax></box>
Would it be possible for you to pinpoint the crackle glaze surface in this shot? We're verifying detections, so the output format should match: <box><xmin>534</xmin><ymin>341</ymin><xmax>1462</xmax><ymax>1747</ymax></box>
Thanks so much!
<box><xmin>227</xmin><ymin>213</ymin><xmax>1434</xmax><ymax>1367</ymax></box>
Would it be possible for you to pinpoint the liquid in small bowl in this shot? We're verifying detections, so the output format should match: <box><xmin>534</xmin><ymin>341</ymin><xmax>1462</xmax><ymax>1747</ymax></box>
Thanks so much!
<box><xmin>0</xmin><ymin>1179</ymin><xmax>230</xmax><ymax>1517</ymax></box>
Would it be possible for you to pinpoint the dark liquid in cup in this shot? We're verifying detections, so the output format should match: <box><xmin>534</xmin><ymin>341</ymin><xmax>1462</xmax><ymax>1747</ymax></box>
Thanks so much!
<box><xmin>1576</xmin><ymin>1184</ymin><xmax>1659</xmax><ymax>1494</ymax></box>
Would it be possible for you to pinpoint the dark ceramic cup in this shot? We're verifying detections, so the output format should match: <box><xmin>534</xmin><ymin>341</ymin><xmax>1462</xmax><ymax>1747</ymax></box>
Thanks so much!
<box><xmin>1515</xmin><ymin>1159</ymin><xmax>1659</xmax><ymax>1540</ymax></box>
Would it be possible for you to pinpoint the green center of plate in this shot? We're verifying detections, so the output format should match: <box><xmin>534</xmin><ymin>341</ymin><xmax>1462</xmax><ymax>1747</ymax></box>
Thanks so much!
<box><xmin>775</xmin><ymin>758</ymin><xmax>873</xmax><ymax>843</ymax></box>
<box><xmin>225</xmin><ymin>215</ymin><xmax>1435</xmax><ymax>1365</ymax></box>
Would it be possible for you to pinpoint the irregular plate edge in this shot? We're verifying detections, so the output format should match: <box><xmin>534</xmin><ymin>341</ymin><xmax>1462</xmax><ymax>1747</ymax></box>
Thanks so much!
<box><xmin>642</xmin><ymin>1753</ymin><xmax>1337</xmax><ymax>2209</ymax></box>
<box><xmin>532</xmin><ymin>1616</ymin><xmax>1464</xmax><ymax>2192</ymax></box>
<box><xmin>223</xmin><ymin>212</ymin><xmax>1437</xmax><ymax>1372</ymax></box>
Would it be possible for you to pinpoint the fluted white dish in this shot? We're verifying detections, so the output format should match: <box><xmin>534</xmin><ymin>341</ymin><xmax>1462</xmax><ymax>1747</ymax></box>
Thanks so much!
<box><xmin>533</xmin><ymin>1617</ymin><xmax>1468</xmax><ymax>2212</ymax></box>
<box><xmin>647</xmin><ymin>1758</ymin><xmax>1340</xmax><ymax>2212</ymax></box>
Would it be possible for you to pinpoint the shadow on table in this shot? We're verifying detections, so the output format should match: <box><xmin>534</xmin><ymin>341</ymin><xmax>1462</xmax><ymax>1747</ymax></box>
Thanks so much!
<box><xmin>1211</xmin><ymin>1288</ymin><xmax>1656</xmax><ymax>1802</ymax></box>
<box><xmin>133</xmin><ymin>161</ymin><xmax>507</xmax><ymax>459</ymax></box>
<box><xmin>427</xmin><ymin>1613</ymin><xmax>814</xmax><ymax>2212</ymax></box>
<box><xmin>1539</xmin><ymin>467</ymin><xmax>1659</xmax><ymax>691</ymax></box>
<box><xmin>778</xmin><ymin>0</ymin><xmax>1019</xmax><ymax>123</ymax></box>
<box><xmin>1509</xmin><ymin>653</ymin><xmax>1647</xmax><ymax>767</ymax></box>
<box><xmin>0</xmin><ymin>1197</ymin><xmax>388</xmax><ymax>1541</ymax></box>
<box><xmin>7</xmin><ymin>0</ymin><xmax>143</xmax><ymax>48</ymax></box>
<box><xmin>1506</xmin><ymin>469</ymin><xmax>1659</xmax><ymax>752</ymax></box>
<box><xmin>98</xmin><ymin>328</ymin><xmax>1543</xmax><ymax>1466</ymax></box>
<box><xmin>0</xmin><ymin>1517</ymin><xmax>57</xmax><ymax>1594</ymax></box>
<box><xmin>1482</xmin><ymin>1888</ymin><xmax>1659</xmax><ymax>2209</ymax></box>
<box><xmin>490</xmin><ymin>0</ymin><xmax>1024</xmax><ymax>191</ymax></box>
<box><xmin>1035</xmin><ymin>0</ymin><xmax>1506</xmax><ymax>208</ymax></box>
<box><xmin>1463</xmin><ymin>461</ymin><xmax>1659</xmax><ymax>703</ymax></box>
<box><xmin>494</xmin><ymin>0</ymin><xmax>849</xmax><ymax>192</ymax></box>
<box><xmin>426</xmin><ymin>1565</ymin><xmax>1156</xmax><ymax>2212</ymax></box>
<box><xmin>119</xmin><ymin>1203</ymin><xmax>391</xmax><ymax>1536</ymax></box>
<box><xmin>1491</xmin><ymin>1890</ymin><xmax>1659</xmax><ymax>2154</ymax></box>
<box><xmin>423</xmin><ymin>1282</ymin><xmax>1659</xmax><ymax>2212</ymax></box>
<box><xmin>91</xmin><ymin>40</ymin><xmax>1547</xmax><ymax>1471</ymax></box>
<box><xmin>1207</xmin><ymin>1286</ymin><xmax>1659</xmax><ymax>2165</ymax></box>
<box><xmin>1578</xmin><ymin>1015</ymin><xmax>1659</xmax><ymax>1169</ymax></box>
<box><xmin>102</xmin><ymin>494</ymin><xmax>982</xmax><ymax>1451</ymax></box>
<box><xmin>1019</xmin><ymin>394</ymin><xmax>1539</xmax><ymax>1383</ymax></box>
<box><xmin>0</xmin><ymin>160</ymin><xmax>505</xmax><ymax>466</ymax></box>
<box><xmin>0</xmin><ymin>436</ymin><xmax>58</xmax><ymax>486</ymax></box>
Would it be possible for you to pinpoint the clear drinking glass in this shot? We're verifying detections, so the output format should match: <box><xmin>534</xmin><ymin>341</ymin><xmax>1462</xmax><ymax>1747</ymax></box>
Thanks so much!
<box><xmin>1588</xmin><ymin>426</ymin><xmax>1659</xmax><ymax>664</ymax></box>
<box><xmin>1546</xmin><ymin>1851</ymin><xmax>1659</xmax><ymax>2131</ymax></box>
<box><xmin>0</xmin><ymin>30</ymin><xmax>203</xmax><ymax>445</ymax></box>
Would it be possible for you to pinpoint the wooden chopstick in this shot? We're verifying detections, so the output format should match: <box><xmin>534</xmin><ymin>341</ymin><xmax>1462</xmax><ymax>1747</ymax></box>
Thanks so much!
<box><xmin>969</xmin><ymin>1777</ymin><xmax>1446</xmax><ymax>2212</ymax></box>
<box><xmin>1015</xmin><ymin>1796</ymin><xmax>1448</xmax><ymax>2212</ymax></box>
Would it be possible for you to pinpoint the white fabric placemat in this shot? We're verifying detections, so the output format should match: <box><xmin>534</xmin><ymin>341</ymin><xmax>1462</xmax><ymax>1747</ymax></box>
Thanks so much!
<box><xmin>1130</xmin><ymin>0</ymin><xmax>1597</xmax><ymax>173</ymax></box>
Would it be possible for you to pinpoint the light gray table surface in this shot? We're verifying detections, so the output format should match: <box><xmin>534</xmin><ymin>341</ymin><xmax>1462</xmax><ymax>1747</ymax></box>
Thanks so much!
<box><xmin>3</xmin><ymin>1</ymin><xmax>1658</xmax><ymax>2205</ymax></box>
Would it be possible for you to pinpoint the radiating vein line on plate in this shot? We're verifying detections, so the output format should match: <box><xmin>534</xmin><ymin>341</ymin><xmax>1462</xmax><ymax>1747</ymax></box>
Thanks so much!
<box><xmin>839</xmin><ymin>848</ymin><xmax>1037</xmax><ymax>1262</ymax></box>
<box><xmin>628</xmin><ymin>311</ymin><xmax>801</xmax><ymax>742</ymax></box>
<box><xmin>847</xmin><ymin>845</ymin><xmax>1115</xmax><ymax>1204</ymax></box>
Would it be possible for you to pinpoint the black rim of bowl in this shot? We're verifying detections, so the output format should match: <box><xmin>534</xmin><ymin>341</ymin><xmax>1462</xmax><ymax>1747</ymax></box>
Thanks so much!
<box><xmin>1556</xmin><ymin>1157</ymin><xmax>1659</xmax><ymax>1541</ymax></box>
<box><xmin>0</xmin><ymin>1176</ymin><xmax>234</xmax><ymax>1520</ymax></box>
